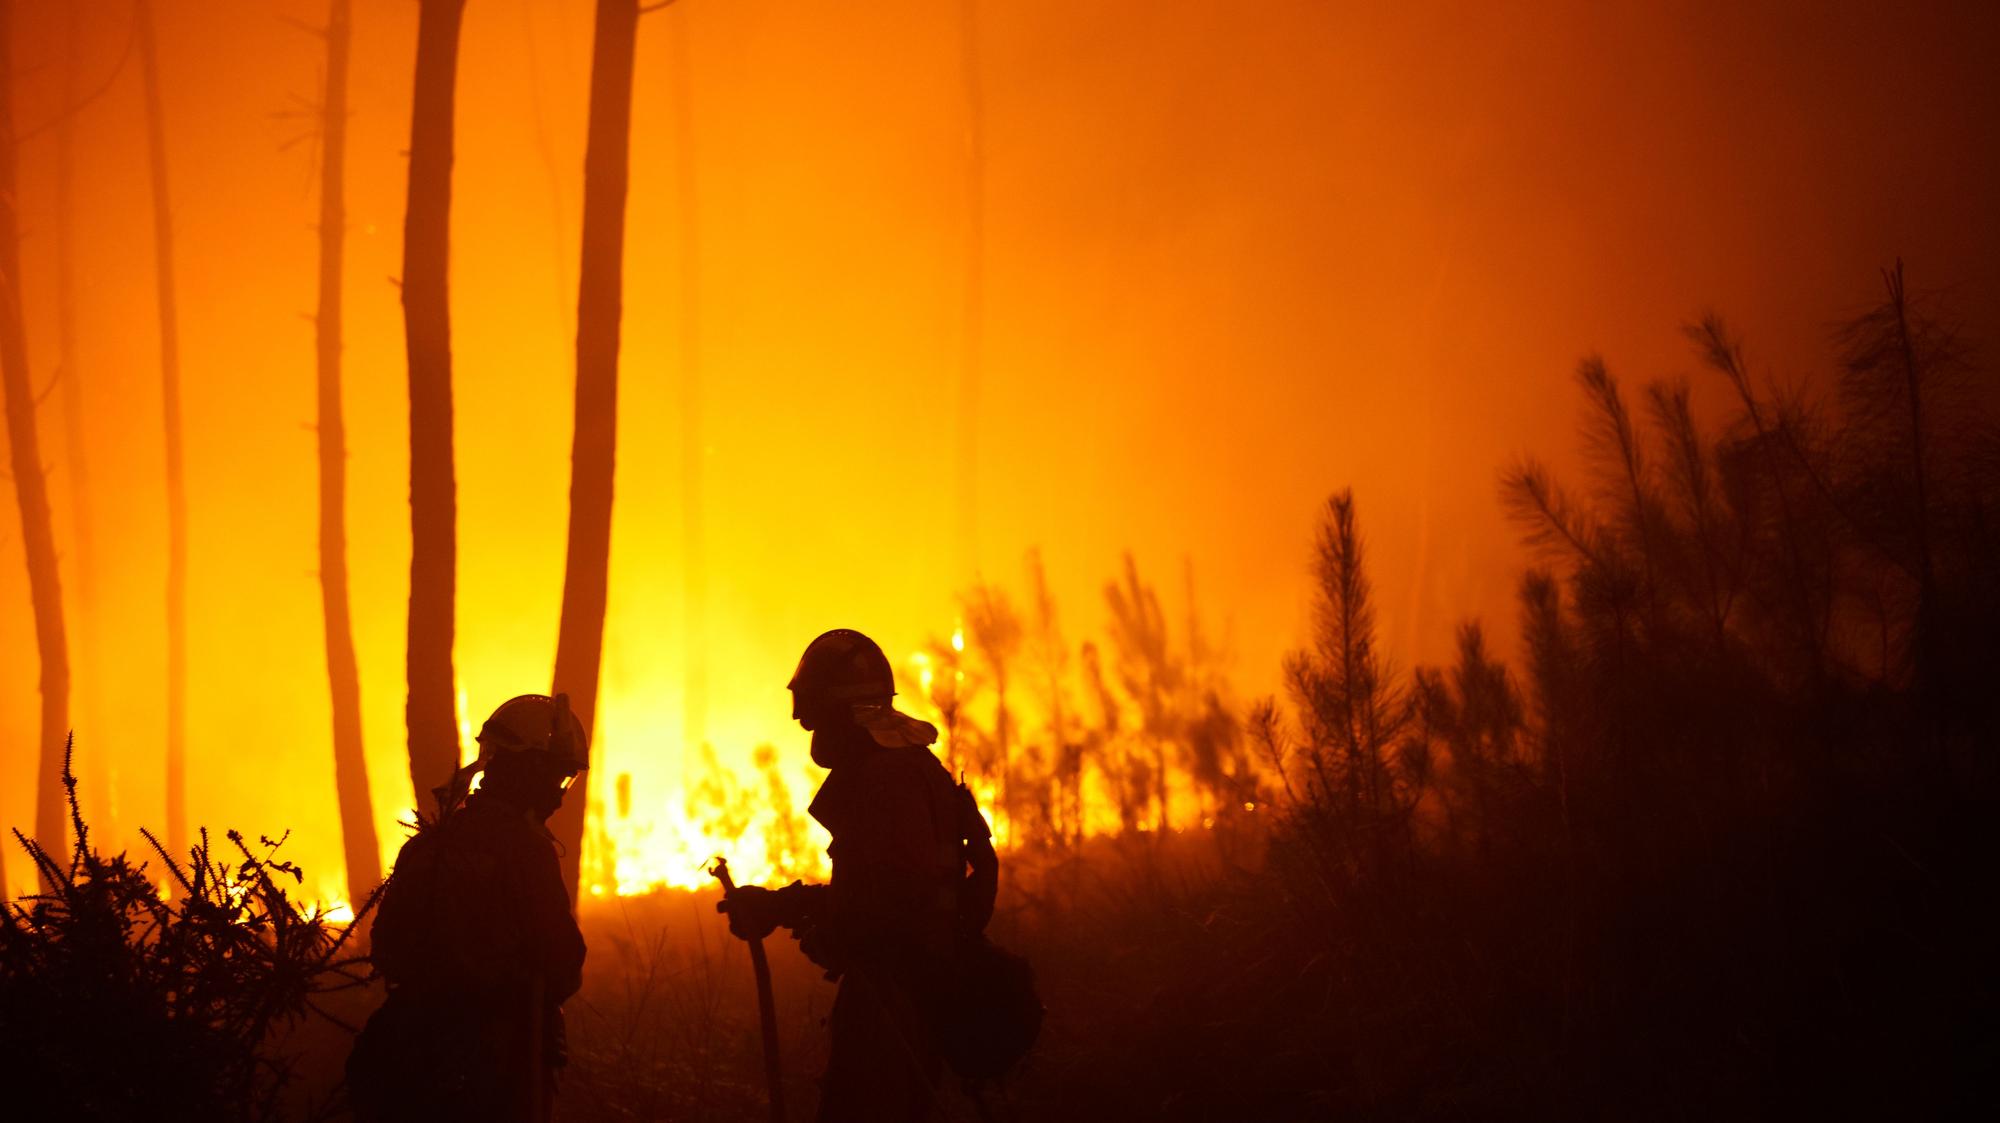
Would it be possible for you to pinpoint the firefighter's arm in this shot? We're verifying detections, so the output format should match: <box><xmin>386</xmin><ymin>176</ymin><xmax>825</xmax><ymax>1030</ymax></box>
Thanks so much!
<box><xmin>525</xmin><ymin>847</ymin><xmax>587</xmax><ymax>1002</ymax></box>
<box><xmin>366</xmin><ymin>835</ymin><xmax>433</xmax><ymax>985</ymax></box>
<box><xmin>798</xmin><ymin>855</ymin><xmax>905</xmax><ymax>977</ymax></box>
<box><xmin>544</xmin><ymin>905</ymin><xmax>587</xmax><ymax>1003</ymax></box>
<box><xmin>962</xmin><ymin>835</ymin><xmax>998</xmax><ymax>936</ymax></box>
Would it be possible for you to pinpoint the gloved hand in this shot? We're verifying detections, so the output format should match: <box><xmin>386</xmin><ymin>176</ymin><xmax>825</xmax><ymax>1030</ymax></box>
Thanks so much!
<box><xmin>716</xmin><ymin>881</ymin><xmax>826</xmax><ymax>941</ymax></box>
<box><xmin>717</xmin><ymin>885</ymin><xmax>782</xmax><ymax>940</ymax></box>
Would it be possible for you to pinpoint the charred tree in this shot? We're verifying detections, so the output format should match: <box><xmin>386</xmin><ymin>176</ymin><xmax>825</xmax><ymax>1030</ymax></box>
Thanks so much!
<box><xmin>402</xmin><ymin>0</ymin><xmax>465</xmax><ymax>807</ymax></box>
<box><xmin>135</xmin><ymin>0</ymin><xmax>189</xmax><ymax>856</ymax></box>
<box><xmin>551</xmin><ymin>0</ymin><xmax>642</xmax><ymax>896</ymax></box>
<box><xmin>313</xmin><ymin>0</ymin><xmax>381</xmax><ymax>900</ymax></box>
<box><xmin>1</xmin><ymin>0</ymin><xmax>74</xmax><ymax>881</ymax></box>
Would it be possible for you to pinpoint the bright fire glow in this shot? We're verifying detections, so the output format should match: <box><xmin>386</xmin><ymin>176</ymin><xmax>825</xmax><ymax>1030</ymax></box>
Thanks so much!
<box><xmin>455</xmin><ymin>686</ymin><xmax>477</xmax><ymax>768</ymax></box>
<box><xmin>315</xmin><ymin>876</ymin><xmax>354</xmax><ymax>924</ymax></box>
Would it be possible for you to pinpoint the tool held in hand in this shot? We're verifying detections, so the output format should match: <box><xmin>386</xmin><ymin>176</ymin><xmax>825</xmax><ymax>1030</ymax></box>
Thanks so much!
<box><xmin>711</xmin><ymin>855</ymin><xmax>786</xmax><ymax>1123</ymax></box>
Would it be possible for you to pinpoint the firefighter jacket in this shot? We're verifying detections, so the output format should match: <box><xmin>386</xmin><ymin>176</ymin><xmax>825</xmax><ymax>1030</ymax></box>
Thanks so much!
<box><xmin>349</xmin><ymin>792</ymin><xmax>585</xmax><ymax>1122</ymax></box>
<box><xmin>804</xmin><ymin>712</ymin><xmax>993</xmax><ymax>975</ymax></box>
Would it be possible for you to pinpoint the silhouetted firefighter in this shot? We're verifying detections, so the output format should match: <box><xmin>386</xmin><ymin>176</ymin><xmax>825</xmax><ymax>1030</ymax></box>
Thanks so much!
<box><xmin>719</xmin><ymin>629</ymin><xmax>1041</xmax><ymax>1122</ymax></box>
<box><xmin>348</xmin><ymin>695</ymin><xmax>589</xmax><ymax>1123</ymax></box>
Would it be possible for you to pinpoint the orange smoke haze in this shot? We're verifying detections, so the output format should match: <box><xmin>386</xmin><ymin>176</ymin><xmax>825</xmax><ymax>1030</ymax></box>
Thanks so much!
<box><xmin>3</xmin><ymin>0</ymin><xmax>1997</xmax><ymax>899</ymax></box>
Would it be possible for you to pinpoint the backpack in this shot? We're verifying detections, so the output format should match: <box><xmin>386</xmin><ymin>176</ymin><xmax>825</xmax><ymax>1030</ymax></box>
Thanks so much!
<box><xmin>930</xmin><ymin>775</ymin><xmax>1044</xmax><ymax>1081</ymax></box>
<box><xmin>934</xmin><ymin>934</ymin><xmax>1044</xmax><ymax>1082</ymax></box>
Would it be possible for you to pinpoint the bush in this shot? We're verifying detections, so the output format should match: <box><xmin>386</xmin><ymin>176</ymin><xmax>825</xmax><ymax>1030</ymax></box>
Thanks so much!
<box><xmin>0</xmin><ymin>743</ymin><xmax>375</xmax><ymax>1122</ymax></box>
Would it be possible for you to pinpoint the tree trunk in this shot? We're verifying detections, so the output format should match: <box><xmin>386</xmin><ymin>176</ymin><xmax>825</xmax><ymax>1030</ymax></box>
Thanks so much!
<box><xmin>135</xmin><ymin>0</ymin><xmax>188</xmax><ymax>856</ymax></box>
<box><xmin>403</xmin><ymin>0</ymin><xmax>465</xmax><ymax>810</ymax></box>
<box><xmin>57</xmin><ymin>0</ymin><xmax>107</xmax><ymax>836</ymax></box>
<box><xmin>315</xmin><ymin>0</ymin><xmax>381</xmax><ymax>900</ymax></box>
<box><xmin>1</xmin><ymin>0</ymin><xmax>74</xmax><ymax>883</ymax></box>
<box><xmin>551</xmin><ymin>0</ymin><xmax>640</xmax><ymax>899</ymax></box>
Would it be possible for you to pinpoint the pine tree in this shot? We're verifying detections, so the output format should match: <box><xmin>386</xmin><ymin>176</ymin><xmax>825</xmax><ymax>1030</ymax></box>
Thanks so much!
<box><xmin>135</xmin><ymin>0</ymin><xmax>189</xmax><ymax>856</ymax></box>
<box><xmin>311</xmin><ymin>0</ymin><xmax>381</xmax><ymax>902</ymax></box>
<box><xmin>402</xmin><ymin>0</ymin><xmax>467</xmax><ymax>810</ymax></box>
<box><xmin>552</xmin><ymin>0</ymin><xmax>644</xmax><ymax>896</ymax></box>
<box><xmin>0</xmin><ymin>0</ymin><xmax>72</xmax><ymax>888</ymax></box>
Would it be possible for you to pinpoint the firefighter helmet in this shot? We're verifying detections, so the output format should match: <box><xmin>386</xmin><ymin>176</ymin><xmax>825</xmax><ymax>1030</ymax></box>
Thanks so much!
<box><xmin>477</xmin><ymin>693</ymin><xmax>589</xmax><ymax>772</ymax></box>
<box><xmin>788</xmin><ymin>629</ymin><xmax>896</xmax><ymax>704</ymax></box>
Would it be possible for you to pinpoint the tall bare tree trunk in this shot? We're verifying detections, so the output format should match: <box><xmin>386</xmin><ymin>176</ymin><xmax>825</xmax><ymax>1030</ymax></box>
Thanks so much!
<box><xmin>670</xmin><ymin>9</ymin><xmax>705</xmax><ymax>763</ymax></box>
<box><xmin>135</xmin><ymin>0</ymin><xmax>188</xmax><ymax>856</ymax></box>
<box><xmin>314</xmin><ymin>0</ymin><xmax>380</xmax><ymax>900</ymax></box>
<box><xmin>2</xmin><ymin>0</ymin><xmax>73</xmax><ymax>884</ymax></box>
<box><xmin>57</xmin><ymin>0</ymin><xmax>106</xmax><ymax>835</ymax></box>
<box><xmin>403</xmin><ymin>0</ymin><xmax>465</xmax><ymax>809</ymax></box>
<box><xmin>551</xmin><ymin>0</ymin><xmax>640</xmax><ymax>898</ymax></box>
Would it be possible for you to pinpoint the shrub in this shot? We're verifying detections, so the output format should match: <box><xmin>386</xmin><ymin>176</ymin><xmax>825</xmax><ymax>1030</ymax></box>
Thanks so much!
<box><xmin>0</xmin><ymin>742</ymin><xmax>376</xmax><ymax>1122</ymax></box>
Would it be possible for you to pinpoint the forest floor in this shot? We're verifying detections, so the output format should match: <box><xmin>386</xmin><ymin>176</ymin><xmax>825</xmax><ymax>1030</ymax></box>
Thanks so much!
<box><xmin>281</xmin><ymin>796</ymin><xmax>1993</xmax><ymax>1123</ymax></box>
<box><xmin>284</xmin><ymin>823</ymin><xmax>1276</xmax><ymax>1123</ymax></box>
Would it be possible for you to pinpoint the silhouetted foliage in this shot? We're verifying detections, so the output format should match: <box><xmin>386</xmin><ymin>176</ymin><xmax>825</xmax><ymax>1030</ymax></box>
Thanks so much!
<box><xmin>890</xmin><ymin>268</ymin><xmax>1999</xmax><ymax>1118</ymax></box>
<box><xmin>12</xmin><ymin>271</ymin><xmax>1992</xmax><ymax>1121</ymax></box>
<box><xmin>0</xmin><ymin>743</ymin><xmax>376</xmax><ymax>1122</ymax></box>
<box><xmin>1270</xmin><ymin>490</ymin><xmax>1426</xmax><ymax>892</ymax></box>
<box><xmin>1217</xmin><ymin>267</ymin><xmax>1998</xmax><ymax>1118</ymax></box>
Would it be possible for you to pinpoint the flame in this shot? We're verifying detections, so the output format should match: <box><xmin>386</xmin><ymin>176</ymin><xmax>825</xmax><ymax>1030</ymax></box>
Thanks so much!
<box><xmin>455</xmin><ymin>686</ymin><xmax>477</xmax><ymax>767</ymax></box>
<box><xmin>315</xmin><ymin>875</ymin><xmax>354</xmax><ymax>923</ymax></box>
<box><xmin>561</xmin><ymin>702</ymin><xmax>833</xmax><ymax>896</ymax></box>
<box><xmin>593</xmin><ymin>805</ymin><xmax>828</xmax><ymax>895</ymax></box>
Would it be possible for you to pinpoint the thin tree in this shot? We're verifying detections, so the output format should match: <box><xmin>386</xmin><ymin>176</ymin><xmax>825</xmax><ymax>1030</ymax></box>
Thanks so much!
<box><xmin>56</xmin><ymin>0</ymin><xmax>107</xmax><ymax>834</ymax></box>
<box><xmin>402</xmin><ymin>0</ymin><xmax>466</xmax><ymax>808</ymax></box>
<box><xmin>135</xmin><ymin>0</ymin><xmax>188</xmax><ymax>855</ymax></box>
<box><xmin>963</xmin><ymin>581</ymin><xmax>1022</xmax><ymax>834</ymax></box>
<box><xmin>1282</xmin><ymin>491</ymin><xmax>1414</xmax><ymax>883</ymax></box>
<box><xmin>1</xmin><ymin>0</ymin><xmax>74</xmax><ymax>883</ymax></box>
<box><xmin>311</xmin><ymin>0</ymin><xmax>380</xmax><ymax>900</ymax></box>
<box><xmin>1687</xmin><ymin>316</ymin><xmax>1827</xmax><ymax>680</ymax></box>
<box><xmin>1105</xmin><ymin>554</ymin><xmax>1178</xmax><ymax>831</ymax></box>
<box><xmin>551</xmin><ymin>0</ymin><xmax>645</xmax><ymax>896</ymax></box>
<box><xmin>1025</xmin><ymin>548</ymin><xmax>1080</xmax><ymax>847</ymax></box>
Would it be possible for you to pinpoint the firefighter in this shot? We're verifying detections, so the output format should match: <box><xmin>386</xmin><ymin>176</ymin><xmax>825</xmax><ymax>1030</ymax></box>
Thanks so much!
<box><xmin>721</xmin><ymin>629</ymin><xmax>1000</xmax><ymax>1123</ymax></box>
<box><xmin>348</xmin><ymin>694</ymin><xmax>589</xmax><ymax>1123</ymax></box>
